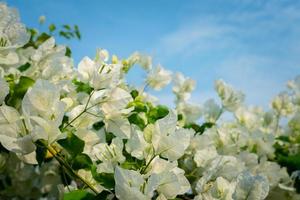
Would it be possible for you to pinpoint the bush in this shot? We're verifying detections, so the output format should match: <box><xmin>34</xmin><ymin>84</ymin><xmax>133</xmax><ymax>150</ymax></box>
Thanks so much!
<box><xmin>0</xmin><ymin>2</ymin><xmax>299</xmax><ymax>200</ymax></box>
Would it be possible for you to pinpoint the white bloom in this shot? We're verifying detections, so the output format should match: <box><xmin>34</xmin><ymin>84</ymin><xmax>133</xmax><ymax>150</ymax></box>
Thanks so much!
<box><xmin>22</xmin><ymin>79</ymin><xmax>66</xmax><ymax>143</ymax></box>
<box><xmin>38</xmin><ymin>15</ymin><xmax>46</xmax><ymax>24</ymax></box>
<box><xmin>95</xmin><ymin>48</ymin><xmax>109</xmax><ymax>63</ymax></box>
<box><xmin>0</xmin><ymin>77</ymin><xmax>9</xmax><ymax>104</ymax></box>
<box><xmin>126</xmin><ymin>126</ymin><xmax>149</xmax><ymax>160</ymax></box>
<box><xmin>203</xmin><ymin>99</ymin><xmax>222</xmax><ymax>123</ymax></box>
<box><xmin>146</xmin><ymin>65</ymin><xmax>172</xmax><ymax>90</ymax></box>
<box><xmin>215</xmin><ymin>79</ymin><xmax>244</xmax><ymax>111</ymax></box>
<box><xmin>150</xmin><ymin>110</ymin><xmax>192</xmax><ymax>161</ymax></box>
<box><xmin>0</xmin><ymin>105</ymin><xmax>35</xmax><ymax>154</ymax></box>
<box><xmin>93</xmin><ymin>138</ymin><xmax>125</xmax><ymax>173</ymax></box>
<box><xmin>114</xmin><ymin>166</ymin><xmax>148</xmax><ymax>200</ymax></box>
<box><xmin>127</xmin><ymin>52</ymin><xmax>152</xmax><ymax>70</ymax></box>
<box><xmin>194</xmin><ymin>146</ymin><xmax>218</xmax><ymax>168</ymax></box>
<box><xmin>233</xmin><ymin>171</ymin><xmax>269</xmax><ymax>200</ymax></box>
<box><xmin>173</xmin><ymin>72</ymin><xmax>196</xmax><ymax>102</ymax></box>
<box><xmin>271</xmin><ymin>92</ymin><xmax>294</xmax><ymax>116</ymax></box>
<box><xmin>145</xmin><ymin>157</ymin><xmax>190</xmax><ymax>199</ymax></box>
<box><xmin>78</xmin><ymin>56</ymin><xmax>121</xmax><ymax>90</ymax></box>
<box><xmin>210</xmin><ymin>177</ymin><xmax>235</xmax><ymax>200</ymax></box>
<box><xmin>0</xmin><ymin>3</ymin><xmax>30</xmax><ymax>65</ymax></box>
<box><xmin>177</xmin><ymin>102</ymin><xmax>201</xmax><ymax>123</ymax></box>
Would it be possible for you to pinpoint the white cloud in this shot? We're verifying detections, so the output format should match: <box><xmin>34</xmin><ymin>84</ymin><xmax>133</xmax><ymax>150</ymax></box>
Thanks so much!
<box><xmin>152</xmin><ymin>0</ymin><xmax>300</xmax><ymax>107</ymax></box>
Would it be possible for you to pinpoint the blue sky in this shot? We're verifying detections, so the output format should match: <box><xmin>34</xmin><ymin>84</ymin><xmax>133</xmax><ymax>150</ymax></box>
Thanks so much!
<box><xmin>6</xmin><ymin>0</ymin><xmax>300</xmax><ymax>107</ymax></box>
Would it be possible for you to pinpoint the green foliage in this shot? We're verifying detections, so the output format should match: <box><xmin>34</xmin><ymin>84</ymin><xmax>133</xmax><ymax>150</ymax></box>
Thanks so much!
<box><xmin>128</xmin><ymin>113</ymin><xmax>146</xmax><ymax>130</ymax></box>
<box><xmin>71</xmin><ymin>153</ymin><xmax>93</xmax><ymax>170</ymax></box>
<box><xmin>93</xmin><ymin>121</ymin><xmax>105</xmax><ymax>131</ymax></box>
<box><xmin>184</xmin><ymin>122</ymin><xmax>214</xmax><ymax>134</ymax></box>
<box><xmin>5</xmin><ymin>75</ymin><xmax>35</xmax><ymax>109</ymax></box>
<box><xmin>58</xmin><ymin>132</ymin><xmax>85</xmax><ymax>157</ymax></box>
<box><xmin>120</xmin><ymin>151</ymin><xmax>145</xmax><ymax>170</ymax></box>
<box><xmin>147</xmin><ymin>105</ymin><xmax>169</xmax><ymax>124</ymax></box>
<box><xmin>64</xmin><ymin>189</ymin><xmax>95</xmax><ymax>200</ymax></box>
<box><xmin>35</xmin><ymin>140</ymin><xmax>48</xmax><ymax>166</ymax></box>
<box><xmin>48</xmin><ymin>24</ymin><xmax>56</xmax><ymax>32</ymax></box>
<box><xmin>18</xmin><ymin>62</ymin><xmax>31</xmax><ymax>72</ymax></box>
<box><xmin>91</xmin><ymin>165</ymin><xmax>115</xmax><ymax>190</ymax></box>
<box><xmin>72</xmin><ymin>79</ymin><xmax>93</xmax><ymax>94</ymax></box>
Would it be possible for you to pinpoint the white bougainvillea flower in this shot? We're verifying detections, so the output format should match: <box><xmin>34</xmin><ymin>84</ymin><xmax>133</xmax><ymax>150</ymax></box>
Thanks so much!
<box><xmin>114</xmin><ymin>166</ymin><xmax>148</xmax><ymax>200</ymax></box>
<box><xmin>215</xmin><ymin>79</ymin><xmax>245</xmax><ymax>111</ymax></box>
<box><xmin>173</xmin><ymin>72</ymin><xmax>196</xmax><ymax>102</ymax></box>
<box><xmin>75</xmin><ymin>128</ymin><xmax>104</xmax><ymax>157</ymax></box>
<box><xmin>22</xmin><ymin>79</ymin><xmax>66</xmax><ymax>143</ymax></box>
<box><xmin>150</xmin><ymin>110</ymin><xmax>193</xmax><ymax>161</ymax></box>
<box><xmin>146</xmin><ymin>65</ymin><xmax>172</xmax><ymax>90</ymax></box>
<box><xmin>203</xmin><ymin>99</ymin><xmax>222</xmax><ymax>123</ymax></box>
<box><xmin>0</xmin><ymin>105</ymin><xmax>35</xmax><ymax>154</ymax></box>
<box><xmin>95</xmin><ymin>48</ymin><xmax>109</xmax><ymax>63</ymax></box>
<box><xmin>104</xmin><ymin>113</ymin><xmax>131</xmax><ymax>139</ymax></box>
<box><xmin>145</xmin><ymin>157</ymin><xmax>190</xmax><ymax>199</ymax></box>
<box><xmin>30</xmin><ymin>116</ymin><xmax>66</xmax><ymax>144</ymax></box>
<box><xmin>233</xmin><ymin>171</ymin><xmax>269</xmax><ymax>200</ymax></box>
<box><xmin>27</xmin><ymin>37</ymin><xmax>74</xmax><ymax>82</ymax></box>
<box><xmin>101</xmin><ymin>87</ymin><xmax>133</xmax><ymax>139</ymax></box>
<box><xmin>127</xmin><ymin>52</ymin><xmax>152</xmax><ymax>70</ymax></box>
<box><xmin>126</xmin><ymin>126</ymin><xmax>149</xmax><ymax>160</ymax></box>
<box><xmin>93</xmin><ymin>138</ymin><xmax>125</xmax><ymax>173</ymax></box>
<box><xmin>176</xmin><ymin>102</ymin><xmax>201</xmax><ymax>123</ymax></box>
<box><xmin>0</xmin><ymin>77</ymin><xmax>9</xmax><ymax>104</ymax></box>
<box><xmin>101</xmin><ymin>87</ymin><xmax>133</xmax><ymax>114</ymax></box>
<box><xmin>271</xmin><ymin>92</ymin><xmax>294</xmax><ymax>116</ymax></box>
<box><xmin>78</xmin><ymin>56</ymin><xmax>121</xmax><ymax>90</ymax></box>
<box><xmin>194</xmin><ymin>146</ymin><xmax>218</xmax><ymax>168</ymax></box>
<box><xmin>0</xmin><ymin>3</ymin><xmax>30</xmax><ymax>66</ymax></box>
<box><xmin>196</xmin><ymin>156</ymin><xmax>245</xmax><ymax>194</ymax></box>
<box><xmin>209</xmin><ymin>177</ymin><xmax>235</xmax><ymax>200</ymax></box>
<box><xmin>22</xmin><ymin>79</ymin><xmax>65</xmax><ymax>124</ymax></box>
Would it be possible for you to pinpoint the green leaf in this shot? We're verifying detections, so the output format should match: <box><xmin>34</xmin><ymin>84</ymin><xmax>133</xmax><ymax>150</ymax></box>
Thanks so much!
<box><xmin>93</xmin><ymin>121</ymin><xmax>105</xmax><ymax>131</ymax></box>
<box><xmin>59</xmin><ymin>31</ymin><xmax>71</xmax><ymax>39</ymax></box>
<box><xmin>74</xmin><ymin>25</ymin><xmax>81</xmax><ymax>39</ymax></box>
<box><xmin>48</xmin><ymin>24</ymin><xmax>56</xmax><ymax>32</ymax></box>
<box><xmin>105</xmin><ymin>132</ymin><xmax>115</xmax><ymax>145</ymax></box>
<box><xmin>184</xmin><ymin>122</ymin><xmax>214</xmax><ymax>134</ymax></box>
<box><xmin>5</xmin><ymin>76</ymin><xmax>35</xmax><ymax>108</ymax></box>
<box><xmin>72</xmin><ymin>153</ymin><xmax>93</xmax><ymax>170</ymax></box>
<box><xmin>18</xmin><ymin>62</ymin><xmax>31</xmax><ymax>72</ymax></box>
<box><xmin>57</xmin><ymin>132</ymin><xmax>85</xmax><ymax>157</ymax></box>
<box><xmin>64</xmin><ymin>189</ymin><xmax>95</xmax><ymax>200</ymax></box>
<box><xmin>130</xmin><ymin>90</ymin><xmax>139</xmax><ymax>99</ymax></box>
<box><xmin>65</xmin><ymin>46</ymin><xmax>72</xmax><ymax>57</ymax></box>
<box><xmin>91</xmin><ymin>165</ymin><xmax>115</xmax><ymax>190</ymax></box>
<box><xmin>35</xmin><ymin>33</ymin><xmax>51</xmax><ymax>47</ymax></box>
<box><xmin>72</xmin><ymin>79</ymin><xmax>93</xmax><ymax>94</ymax></box>
<box><xmin>121</xmin><ymin>151</ymin><xmax>145</xmax><ymax>170</ymax></box>
<box><xmin>128</xmin><ymin>113</ymin><xmax>145</xmax><ymax>130</ymax></box>
<box><xmin>63</xmin><ymin>24</ymin><xmax>71</xmax><ymax>30</ymax></box>
<box><xmin>147</xmin><ymin>105</ymin><xmax>169</xmax><ymax>124</ymax></box>
<box><xmin>277</xmin><ymin>154</ymin><xmax>300</xmax><ymax>172</ymax></box>
<box><xmin>35</xmin><ymin>141</ymin><xmax>48</xmax><ymax>166</ymax></box>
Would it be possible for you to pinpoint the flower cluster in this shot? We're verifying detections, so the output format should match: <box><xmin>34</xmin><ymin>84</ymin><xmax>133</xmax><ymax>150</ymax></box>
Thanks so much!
<box><xmin>0</xmin><ymin>3</ymin><xmax>299</xmax><ymax>200</ymax></box>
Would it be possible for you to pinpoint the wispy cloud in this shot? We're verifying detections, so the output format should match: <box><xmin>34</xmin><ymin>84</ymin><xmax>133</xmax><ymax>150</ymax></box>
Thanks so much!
<box><xmin>152</xmin><ymin>0</ymin><xmax>300</xmax><ymax>107</ymax></box>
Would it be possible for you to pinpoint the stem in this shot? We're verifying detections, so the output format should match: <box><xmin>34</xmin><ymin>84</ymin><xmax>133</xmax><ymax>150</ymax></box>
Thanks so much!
<box><xmin>62</xmin><ymin>91</ymin><xmax>95</xmax><ymax>130</ymax></box>
<box><xmin>47</xmin><ymin>145</ymin><xmax>99</xmax><ymax>194</ymax></box>
<box><xmin>141</xmin><ymin>154</ymin><xmax>156</xmax><ymax>174</ymax></box>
